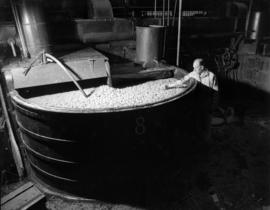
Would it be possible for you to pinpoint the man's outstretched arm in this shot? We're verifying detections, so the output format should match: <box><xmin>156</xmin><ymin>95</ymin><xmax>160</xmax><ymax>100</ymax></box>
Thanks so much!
<box><xmin>165</xmin><ymin>74</ymin><xmax>191</xmax><ymax>89</ymax></box>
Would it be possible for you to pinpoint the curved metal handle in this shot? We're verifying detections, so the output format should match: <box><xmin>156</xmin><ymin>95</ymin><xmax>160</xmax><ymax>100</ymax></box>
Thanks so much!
<box><xmin>45</xmin><ymin>53</ymin><xmax>90</xmax><ymax>98</ymax></box>
<box><xmin>23</xmin><ymin>50</ymin><xmax>94</xmax><ymax>98</ymax></box>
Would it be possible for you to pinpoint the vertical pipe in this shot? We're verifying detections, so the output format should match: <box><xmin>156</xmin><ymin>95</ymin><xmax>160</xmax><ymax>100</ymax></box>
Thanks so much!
<box><xmin>10</xmin><ymin>0</ymin><xmax>28</xmax><ymax>58</ymax></box>
<box><xmin>154</xmin><ymin>0</ymin><xmax>157</xmax><ymax>18</ymax></box>
<box><xmin>8</xmin><ymin>39</ymin><xmax>17</xmax><ymax>57</ymax></box>
<box><xmin>167</xmin><ymin>0</ymin><xmax>170</xmax><ymax>26</ymax></box>
<box><xmin>105</xmin><ymin>59</ymin><xmax>112</xmax><ymax>87</ymax></box>
<box><xmin>163</xmin><ymin>26</ymin><xmax>167</xmax><ymax>58</ymax></box>
<box><xmin>245</xmin><ymin>0</ymin><xmax>253</xmax><ymax>37</ymax></box>
<box><xmin>176</xmin><ymin>0</ymin><xmax>182</xmax><ymax>66</ymax></box>
<box><xmin>20</xmin><ymin>0</ymin><xmax>50</xmax><ymax>57</ymax></box>
<box><xmin>172</xmin><ymin>0</ymin><xmax>178</xmax><ymax>27</ymax></box>
<box><xmin>162</xmin><ymin>0</ymin><xmax>165</xmax><ymax>26</ymax></box>
<box><xmin>234</xmin><ymin>18</ymin><xmax>239</xmax><ymax>32</ymax></box>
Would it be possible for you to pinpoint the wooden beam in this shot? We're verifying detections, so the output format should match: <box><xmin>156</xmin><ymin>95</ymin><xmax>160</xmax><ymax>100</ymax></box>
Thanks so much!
<box><xmin>0</xmin><ymin>83</ymin><xmax>24</xmax><ymax>178</ymax></box>
<box><xmin>1</xmin><ymin>181</ymin><xmax>45</xmax><ymax>210</ymax></box>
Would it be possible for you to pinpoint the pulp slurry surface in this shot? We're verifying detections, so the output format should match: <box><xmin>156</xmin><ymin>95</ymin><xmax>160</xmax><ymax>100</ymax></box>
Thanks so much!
<box><xmin>27</xmin><ymin>78</ymin><xmax>185</xmax><ymax>110</ymax></box>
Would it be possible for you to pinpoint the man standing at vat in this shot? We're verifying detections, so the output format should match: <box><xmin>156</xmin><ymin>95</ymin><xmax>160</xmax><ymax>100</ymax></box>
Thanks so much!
<box><xmin>166</xmin><ymin>58</ymin><xmax>219</xmax><ymax>111</ymax></box>
<box><xmin>166</xmin><ymin>58</ymin><xmax>219</xmax><ymax>142</ymax></box>
<box><xmin>166</xmin><ymin>58</ymin><xmax>218</xmax><ymax>92</ymax></box>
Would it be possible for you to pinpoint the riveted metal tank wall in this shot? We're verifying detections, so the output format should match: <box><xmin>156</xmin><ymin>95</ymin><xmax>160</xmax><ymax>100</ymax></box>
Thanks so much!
<box><xmin>19</xmin><ymin>0</ymin><xmax>50</xmax><ymax>57</ymax></box>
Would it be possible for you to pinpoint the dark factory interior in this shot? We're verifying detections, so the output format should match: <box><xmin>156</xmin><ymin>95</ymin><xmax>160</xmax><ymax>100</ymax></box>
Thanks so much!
<box><xmin>0</xmin><ymin>0</ymin><xmax>270</xmax><ymax>209</ymax></box>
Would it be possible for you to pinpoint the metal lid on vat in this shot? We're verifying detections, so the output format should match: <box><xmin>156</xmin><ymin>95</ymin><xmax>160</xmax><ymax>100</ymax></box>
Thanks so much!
<box><xmin>3</xmin><ymin>48</ymin><xmax>109</xmax><ymax>91</ymax></box>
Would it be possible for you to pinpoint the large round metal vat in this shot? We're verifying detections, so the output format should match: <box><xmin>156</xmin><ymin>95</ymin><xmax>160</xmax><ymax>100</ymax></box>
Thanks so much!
<box><xmin>9</xmin><ymin>76</ymin><xmax>212</xmax><ymax>201</ymax></box>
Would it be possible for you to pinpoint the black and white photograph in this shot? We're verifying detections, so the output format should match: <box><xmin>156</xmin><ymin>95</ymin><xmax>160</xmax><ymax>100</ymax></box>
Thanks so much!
<box><xmin>0</xmin><ymin>0</ymin><xmax>270</xmax><ymax>209</ymax></box>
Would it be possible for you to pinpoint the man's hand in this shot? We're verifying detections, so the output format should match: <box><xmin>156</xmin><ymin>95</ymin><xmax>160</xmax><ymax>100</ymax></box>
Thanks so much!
<box><xmin>164</xmin><ymin>80</ymin><xmax>187</xmax><ymax>89</ymax></box>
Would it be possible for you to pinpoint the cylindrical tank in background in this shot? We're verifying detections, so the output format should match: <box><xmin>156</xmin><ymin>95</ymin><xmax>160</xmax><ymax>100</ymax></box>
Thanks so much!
<box><xmin>247</xmin><ymin>11</ymin><xmax>263</xmax><ymax>40</ymax></box>
<box><xmin>135</xmin><ymin>25</ymin><xmax>164</xmax><ymax>65</ymax></box>
<box><xmin>20</xmin><ymin>0</ymin><xmax>51</xmax><ymax>57</ymax></box>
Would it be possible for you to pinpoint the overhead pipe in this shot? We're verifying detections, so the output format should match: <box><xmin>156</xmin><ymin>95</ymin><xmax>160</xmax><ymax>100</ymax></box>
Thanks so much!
<box><xmin>176</xmin><ymin>0</ymin><xmax>183</xmax><ymax>66</ymax></box>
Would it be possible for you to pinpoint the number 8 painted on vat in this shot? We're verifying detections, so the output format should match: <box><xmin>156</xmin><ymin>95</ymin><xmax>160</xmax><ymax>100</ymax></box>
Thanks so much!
<box><xmin>135</xmin><ymin>116</ymin><xmax>146</xmax><ymax>135</ymax></box>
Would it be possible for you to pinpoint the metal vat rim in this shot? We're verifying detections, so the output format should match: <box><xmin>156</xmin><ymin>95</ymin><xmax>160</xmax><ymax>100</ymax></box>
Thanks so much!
<box><xmin>9</xmin><ymin>79</ymin><xmax>197</xmax><ymax>114</ymax></box>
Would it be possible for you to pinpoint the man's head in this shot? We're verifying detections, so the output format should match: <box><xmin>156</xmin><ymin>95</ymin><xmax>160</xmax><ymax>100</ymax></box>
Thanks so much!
<box><xmin>193</xmin><ymin>58</ymin><xmax>205</xmax><ymax>74</ymax></box>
